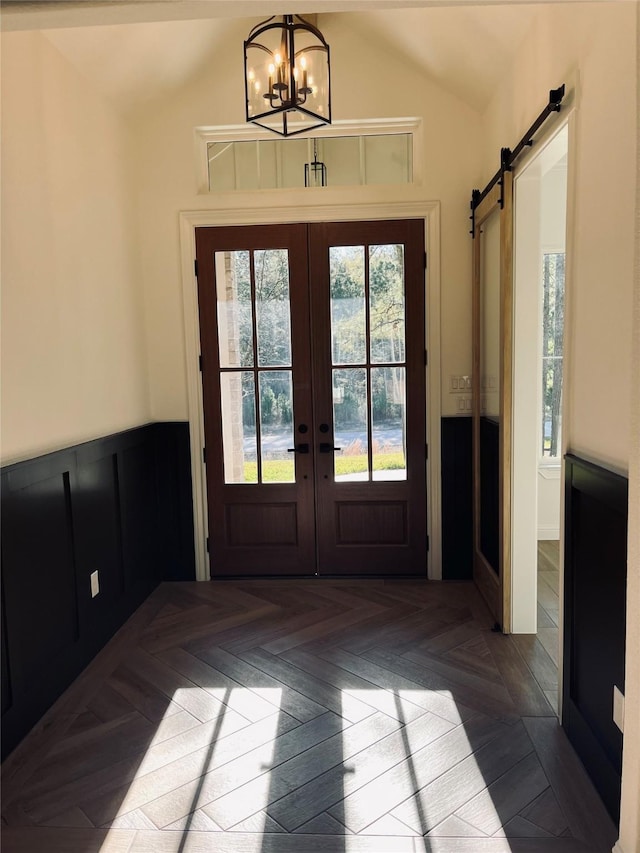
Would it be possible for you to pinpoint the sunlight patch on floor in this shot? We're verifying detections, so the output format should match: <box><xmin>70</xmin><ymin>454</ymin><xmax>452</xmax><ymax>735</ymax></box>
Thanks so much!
<box><xmin>96</xmin><ymin>685</ymin><xmax>518</xmax><ymax>852</ymax></box>
<box><xmin>99</xmin><ymin>687</ymin><xmax>282</xmax><ymax>848</ymax></box>
<box><xmin>343</xmin><ymin>688</ymin><xmax>428</xmax><ymax>721</ymax></box>
<box><xmin>200</xmin><ymin>691</ymin><xmax>283</xmax><ymax>831</ymax></box>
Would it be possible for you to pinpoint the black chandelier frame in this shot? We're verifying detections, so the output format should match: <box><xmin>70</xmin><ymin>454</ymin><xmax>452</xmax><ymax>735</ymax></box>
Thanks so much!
<box><xmin>244</xmin><ymin>14</ymin><xmax>332</xmax><ymax>137</ymax></box>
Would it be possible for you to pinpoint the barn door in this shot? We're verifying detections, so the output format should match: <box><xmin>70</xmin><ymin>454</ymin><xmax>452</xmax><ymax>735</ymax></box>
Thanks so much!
<box><xmin>472</xmin><ymin>175</ymin><xmax>514</xmax><ymax>631</ymax></box>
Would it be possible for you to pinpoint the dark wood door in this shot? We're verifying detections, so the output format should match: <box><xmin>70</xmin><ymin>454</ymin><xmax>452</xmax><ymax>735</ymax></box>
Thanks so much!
<box><xmin>196</xmin><ymin>219</ymin><xmax>426</xmax><ymax>578</ymax></box>
<box><xmin>196</xmin><ymin>224</ymin><xmax>316</xmax><ymax>576</ymax></box>
<box><xmin>309</xmin><ymin>220</ymin><xmax>427</xmax><ymax>575</ymax></box>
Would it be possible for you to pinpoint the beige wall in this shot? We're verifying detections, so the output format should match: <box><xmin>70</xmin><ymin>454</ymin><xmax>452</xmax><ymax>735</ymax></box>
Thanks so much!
<box><xmin>481</xmin><ymin>2</ymin><xmax>636</xmax><ymax>472</ymax></box>
<box><xmin>482</xmin><ymin>5</ymin><xmax>638</xmax><ymax>850</ymax></box>
<box><xmin>1</xmin><ymin>31</ymin><xmax>150</xmax><ymax>463</ymax></box>
<box><xmin>130</xmin><ymin>16</ymin><xmax>484</xmax><ymax>421</ymax></box>
<box><xmin>618</xmin><ymin>11</ymin><xmax>640</xmax><ymax>852</ymax></box>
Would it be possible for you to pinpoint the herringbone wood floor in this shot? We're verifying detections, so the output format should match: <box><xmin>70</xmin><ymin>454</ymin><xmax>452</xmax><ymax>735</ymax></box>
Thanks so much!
<box><xmin>2</xmin><ymin>579</ymin><xmax>616</xmax><ymax>853</ymax></box>
<box><xmin>511</xmin><ymin>542</ymin><xmax>560</xmax><ymax>716</ymax></box>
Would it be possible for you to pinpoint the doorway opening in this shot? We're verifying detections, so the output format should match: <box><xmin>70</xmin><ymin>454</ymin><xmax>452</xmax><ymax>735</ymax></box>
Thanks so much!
<box><xmin>195</xmin><ymin>219</ymin><xmax>428</xmax><ymax>579</ymax></box>
<box><xmin>511</xmin><ymin>124</ymin><xmax>569</xmax><ymax>711</ymax></box>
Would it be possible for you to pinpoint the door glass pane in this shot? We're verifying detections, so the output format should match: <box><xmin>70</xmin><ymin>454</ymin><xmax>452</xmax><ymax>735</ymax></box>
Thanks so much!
<box><xmin>207</xmin><ymin>142</ymin><xmax>239</xmax><ymax>192</ymax></box>
<box><xmin>363</xmin><ymin>135</ymin><xmax>412</xmax><ymax>185</ymax></box>
<box><xmin>479</xmin><ymin>206</ymin><xmax>501</xmax><ymax>574</ymax></box>
<box><xmin>255</xmin><ymin>249</ymin><xmax>292</xmax><ymax>367</ymax></box>
<box><xmin>330</xmin><ymin>246</ymin><xmax>366</xmax><ymax>364</ymax></box>
<box><xmin>275</xmin><ymin>139</ymin><xmax>310</xmax><ymax>189</ymax></box>
<box><xmin>215</xmin><ymin>251</ymin><xmax>253</xmax><ymax>368</ymax></box>
<box><xmin>333</xmin><ymin>368</ymin><xmax>368</xmax><ymax>482</ymax></box>
<box><xmin>542</xmin><ymin>252</ymin><xmax>565</xmax><ymax>458</ymax></box>
<box><xmin>208</xmin><ymin>133</ymin><xmax>413</xmax><ymax>191</ymax></box>
<box><xmin>322</xmin><ymin>136</ymin><xmax>362</xmax><ymax>186</ymax></box>
<box><xmin>259</xmin><ymin>371</ymin><xmax>295</xmax><ymax>483</ymax></box>
<box><xmin>480</xmin><ymin>210</ymin><xmax>501</xmax><ymax>417</ymax></box>
<box><xmin>372</xmin><ymin>367</ymin><xmax>406</xmax><ymax>481</ymax></box>
<box><xmin>369</xmin><ymin>244</ymin><xmax>405</xmax><ymax>363</ymax></box>
<box><xmin>221</xmin><ymin>372</ymin><xmax>257</xmax><ymax>483</ymax></box>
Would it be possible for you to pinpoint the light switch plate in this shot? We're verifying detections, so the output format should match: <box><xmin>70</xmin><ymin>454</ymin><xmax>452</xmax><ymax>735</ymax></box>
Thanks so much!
<box><xmin>90</xmin><ymin>570</ymin><xmax>100</xmax><ymax>599</ymax></box>
<box><xmin>450</xmin><ymin>375</ymin><xmax>473</xmax><ymax>393</ymax></box>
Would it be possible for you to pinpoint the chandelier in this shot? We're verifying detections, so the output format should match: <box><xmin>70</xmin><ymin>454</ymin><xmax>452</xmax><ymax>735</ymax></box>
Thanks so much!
<box><xmin>244</xmin><ymin>14</ymin><xmax>331</xmax><ymax>137</ymax></box>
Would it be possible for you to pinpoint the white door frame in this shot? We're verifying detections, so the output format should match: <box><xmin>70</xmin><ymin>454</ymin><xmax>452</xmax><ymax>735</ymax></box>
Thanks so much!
<box><xmin>511</xmin><ymin>108</ymin><xmax>575</xmax><ymax>639</ymax></box>
<box><xmin>179</xmin><ymin>199</ymin><xmax>442</xmax><ymax>582</ymax></box>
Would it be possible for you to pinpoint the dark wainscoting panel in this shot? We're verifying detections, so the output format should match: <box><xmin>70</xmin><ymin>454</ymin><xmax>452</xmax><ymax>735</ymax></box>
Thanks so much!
<box><xmin>563</xmin><ymin>453</ymin><xmax>628</xmax><ymax>826</ymax></box>
<box><xmin>479</xmin><ymin>416</ymin><xmax>500</xmax><ymax>575</ymax></box>
<box><xmin>441</xmin><ymin>417</ymin><xmax>473</xmax><ymax>580</ymax></box>
<box><xmin>155</xmin><ymin>423</ymin><xmax>198</xmax><ymax>582</ymax></box>
<box><xmin>1</xmin><ymin>422</ymin><xmax>195</xmax><ymax>759</ymax></box>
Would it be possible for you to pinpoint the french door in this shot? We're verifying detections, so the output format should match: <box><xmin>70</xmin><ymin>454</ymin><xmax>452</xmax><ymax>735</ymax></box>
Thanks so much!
<box><xmin>195</xmin><ymin>219</ymin><xmax>426</xmax><ymax>577</ymax></box>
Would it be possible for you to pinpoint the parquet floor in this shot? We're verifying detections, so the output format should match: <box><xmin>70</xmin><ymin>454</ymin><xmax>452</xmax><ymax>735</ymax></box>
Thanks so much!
<box><xmin>2</xmin><ymin>579</ymin><xmax>617</xmax><ymax>853</ymax></box>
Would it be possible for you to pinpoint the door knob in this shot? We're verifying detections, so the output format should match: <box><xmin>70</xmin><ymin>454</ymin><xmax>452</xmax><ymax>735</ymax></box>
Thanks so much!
<box><xmin>319</xmin><ymin>442</ymin><xmax>342</xmax><ymax>453</ymax></box>
<box><xmin>287</xmin><ymin>443</ymin><xmax>310</xmax><ymax>454</ymax></box>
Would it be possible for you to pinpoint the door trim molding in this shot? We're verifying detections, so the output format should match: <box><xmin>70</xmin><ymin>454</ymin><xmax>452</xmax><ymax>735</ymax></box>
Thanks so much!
<box><xmin>179</xmin><ymin>200</ymin><xmax>442</xmax><ymax>581</ymax></box>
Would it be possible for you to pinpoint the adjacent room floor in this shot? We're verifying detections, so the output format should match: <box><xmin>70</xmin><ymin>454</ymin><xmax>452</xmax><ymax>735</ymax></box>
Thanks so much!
<box><xmin>511</xmin><ymin>541</ymin><xmax>560</xmax><ymax>714</ymax></box>
<box><xmin>2</xmin><ymin>577</ymin><xmax>616</xmax><ymax>853</ymax></box>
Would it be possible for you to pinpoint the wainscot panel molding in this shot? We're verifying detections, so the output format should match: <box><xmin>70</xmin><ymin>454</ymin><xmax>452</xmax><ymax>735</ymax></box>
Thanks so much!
<box><xmin>563</xmin><ymin>453</ymin><xmax>628</xmax><ymax>826</ymax></box>
<box><xmin>1</xmin><ymin>422</ymin><xmax>195</xmax><ymax>759</ymax></box>
<box><xmin>479</xmin><ymin>416</ymin><xmax>500</xmax><ymax>576</ymax></box>
<box><xmin>441</xmin><ymin>417</ymin><xmax>473</xmax><ymax>580</ymax></box>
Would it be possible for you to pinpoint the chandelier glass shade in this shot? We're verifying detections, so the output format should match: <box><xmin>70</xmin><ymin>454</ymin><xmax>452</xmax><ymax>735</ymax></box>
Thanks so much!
<box><xmin>244</xmin><ymin>14</ymin><xmax>331</xmax><ymax>137</ymax></box>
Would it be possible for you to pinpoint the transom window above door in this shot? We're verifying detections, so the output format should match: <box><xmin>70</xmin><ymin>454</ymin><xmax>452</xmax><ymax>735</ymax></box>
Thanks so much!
<box><xmin>195</xmin><ymin>119</ymin><xmax>421</xmax><ymax>193</ymax></box>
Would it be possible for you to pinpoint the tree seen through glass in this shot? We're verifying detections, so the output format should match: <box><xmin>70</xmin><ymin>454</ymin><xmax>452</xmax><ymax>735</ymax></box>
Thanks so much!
<box><xmin>218</xmin><ymin>245</ymin><xmax>408</xmax><ymax>483</ymax></box>
<box><xmin>330</xmin><ymin>244</ymin><xmax>407</xmax><ymax>480</ymax></box>
<box><xmin>542</xmin><ymin>252</ymin><xmax>565</xmax><ymax>458</ymax></box>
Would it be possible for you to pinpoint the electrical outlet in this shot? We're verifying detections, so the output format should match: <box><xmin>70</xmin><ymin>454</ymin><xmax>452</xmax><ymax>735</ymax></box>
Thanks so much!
<box><xmin>613</xmin><ymin>685</ymin><xmax>625</xmax><ymax>732</ymax></box>
<box><xmin>90</xmin><ymin>570</ymin><xmax>100</xmax><ymax>599</ymax></box>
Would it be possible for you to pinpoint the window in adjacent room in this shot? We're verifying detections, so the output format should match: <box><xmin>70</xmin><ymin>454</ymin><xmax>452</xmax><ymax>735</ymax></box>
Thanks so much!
<box><xmin>541</xmin><ymin>251</ymin><xmax>565</xmax><ymax>458</ymax></box>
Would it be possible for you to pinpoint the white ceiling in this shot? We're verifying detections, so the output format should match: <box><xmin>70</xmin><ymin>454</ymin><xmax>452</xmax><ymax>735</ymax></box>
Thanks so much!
<box><xmin>43</xmin><ymin>17</ymin><xmax>244</xmax><ymax>113</ymax></box>
<box><xmin>0</xmin><ymin>2</ymin><xmax>603</xmax><ymax>114</ymax></box>
<box><xmin>0</xmin><ymin>0</ymin><xmax>595</xmax><ymax>30</ymax></box>
<box><xmin>336</xmin><ymin>6</ymin><xmax>538</xmax><ymax>111</ymax></box>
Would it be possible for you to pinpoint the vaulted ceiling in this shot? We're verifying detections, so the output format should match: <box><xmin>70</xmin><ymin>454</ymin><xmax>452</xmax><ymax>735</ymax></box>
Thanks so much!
<box><xmin>0</xmin><ymin>1</ymin><xmax>589</xmax><ymax>114</ymax></box>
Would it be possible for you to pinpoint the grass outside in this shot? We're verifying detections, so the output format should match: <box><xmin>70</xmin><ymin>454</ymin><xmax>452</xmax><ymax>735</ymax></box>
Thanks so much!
<box><xmin>243</xmin><ymin>451</ymin><xmax>405</xmax><ymax>482</ymax></box>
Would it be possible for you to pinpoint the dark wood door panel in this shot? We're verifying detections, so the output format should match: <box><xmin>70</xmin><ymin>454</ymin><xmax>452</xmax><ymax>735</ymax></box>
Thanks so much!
<box><xmin>309</xmin><ymin>220</ymin><xmax>427</xmax><ymax>577</ymax></box>
<box><xmin>225</xmin><ymin>501</ymin><xmax>299</xmax><ymax>546</ymax></box>
<box><xmin>336</xmin><ymin>500</ymin><xmax>407</xmax><ymax>545</ymax></box>
<box><xmin>196</xmin><ymin>224</ymin><xmax>316</xmax><ymax>577</ymax></box>
<box><xmin>196</xmin><ymin>219</ymin><xmax>427</xmax><ymax>578</ymax></box>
